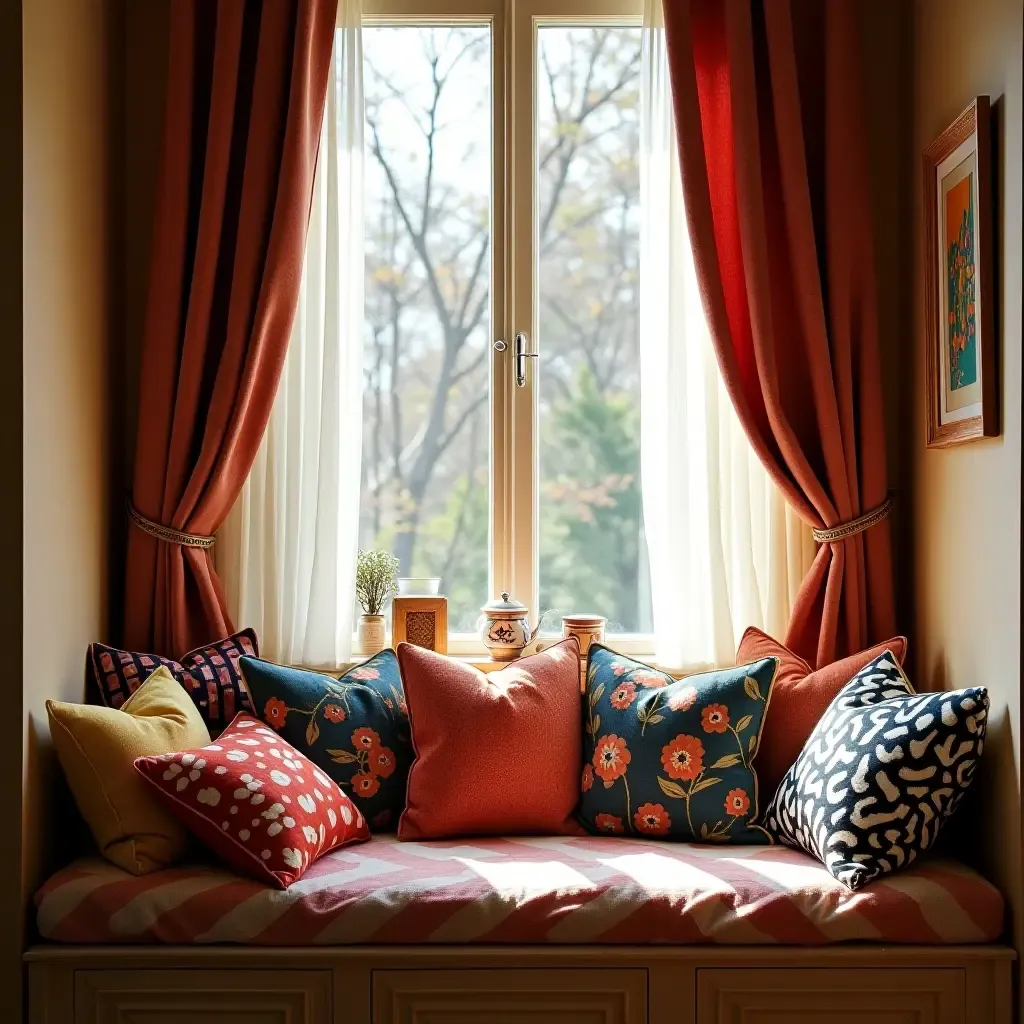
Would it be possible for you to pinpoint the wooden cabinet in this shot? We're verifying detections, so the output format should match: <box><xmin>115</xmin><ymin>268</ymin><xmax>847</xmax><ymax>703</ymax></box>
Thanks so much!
<box><xmin>25</xmin><ymin>946</ymin><xmax>1012</xmax><ymax>1024</ymax></box>
<box><xmin>73</xmin><ymin>969</ymin><xmax>332</xmax><ymax>1024</ymax></box>
<box><xmin>371</xmin><ymin>967</ymin><xmax>648</xmax><ymax>1024</ymax></box>
<box><xmin>694</xmin><ymin>967</ymin><xmax>966</xmax><ymax>1024</ymax></box>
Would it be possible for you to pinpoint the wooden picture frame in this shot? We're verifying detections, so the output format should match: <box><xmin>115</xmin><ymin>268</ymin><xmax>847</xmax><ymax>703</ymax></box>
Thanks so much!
<box><xmin>923</xmin><ymin>96</ymin><xmax>997</xmax><ymax>447</ymax></box>
<box><xmin>391</xmin><ymin>597</ymin><xmax>448</xmax><ymax>654</ymax></box>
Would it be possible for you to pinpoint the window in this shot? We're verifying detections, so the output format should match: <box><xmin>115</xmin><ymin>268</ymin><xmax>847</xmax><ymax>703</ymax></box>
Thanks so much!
<box><xmin>361</xmin><ymin>20</ymin><xmax>493</xmax><ymax>634</ymax></box>
<box><xmin>359</xmin><ymin>0</ymin><xmax>650</xmax><ymax>647</ymax></box>
<box><xmin>535</xmin><ymin>24</ymin><xmax>648</xmax><ymax>635</ymax></box>
<box><xmin>221</xmin><ymin>0</ymin><xmax>809</xmax><ymax>669</ymax></box>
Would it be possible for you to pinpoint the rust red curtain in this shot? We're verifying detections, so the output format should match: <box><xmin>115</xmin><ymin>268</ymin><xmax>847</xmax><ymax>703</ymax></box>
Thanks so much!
<box><xmin>663</xmin><ymin>0</ymin><xmax>895</xmax><ymax>667</ymax></box>
<box><xmin>124</xmin><ymin>0</ymin><xmax>338</xmax><ymax>656</ymax></box>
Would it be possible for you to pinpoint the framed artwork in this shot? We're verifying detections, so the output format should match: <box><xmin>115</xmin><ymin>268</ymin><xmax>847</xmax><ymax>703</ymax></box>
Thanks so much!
<box><xmin>392</xmin><ymin>597</ymin><xmax>448</xmax><ymax>654</ymax></box>
<box><xmin>923</xmin><ymin>96</ymin><xmax>996</xmax><ymax>447</ymax></box>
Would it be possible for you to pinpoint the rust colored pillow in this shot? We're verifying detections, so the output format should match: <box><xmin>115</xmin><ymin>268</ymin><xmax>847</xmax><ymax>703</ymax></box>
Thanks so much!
<box><xmin>397</xmin><ymin>639</ymin><xmax>582</xmax><ymax>839</ymax></box>
<box><xmin>737</xmin><ymin>628</ymin><xmax>908</xmax><ymax>801</ymax></box>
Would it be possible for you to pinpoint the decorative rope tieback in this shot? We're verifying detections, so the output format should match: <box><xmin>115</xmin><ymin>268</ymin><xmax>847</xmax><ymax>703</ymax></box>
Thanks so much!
<box><xmin>127</xmin><ymin>498</ymin><xmax>216</xmax><ymax>550</ymax></box>
<box><xmin>812</xmin><ymin>492</ymin><xmax>894</xmax><ymax>544</ymax></box>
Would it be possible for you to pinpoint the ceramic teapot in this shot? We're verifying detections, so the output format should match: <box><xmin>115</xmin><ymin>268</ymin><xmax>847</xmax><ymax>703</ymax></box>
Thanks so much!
<box><xmin>478</xmin><ymin>593</ymin><xmax>535</xmax><ymax>661</ymax></box>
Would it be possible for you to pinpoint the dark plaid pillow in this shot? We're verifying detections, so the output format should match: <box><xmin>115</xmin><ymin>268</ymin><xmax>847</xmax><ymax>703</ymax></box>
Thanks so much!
<box><xmin>86</xmin><ymin>629</ymin><xmax>258</xmax><ymax>735</ymax></box>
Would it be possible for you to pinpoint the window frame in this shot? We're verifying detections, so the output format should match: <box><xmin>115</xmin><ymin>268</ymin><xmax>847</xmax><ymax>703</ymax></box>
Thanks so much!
<box><xmin>359</xmin><ymin>0</ymin><xmax>651</xmax><ymax>656</ymax></box>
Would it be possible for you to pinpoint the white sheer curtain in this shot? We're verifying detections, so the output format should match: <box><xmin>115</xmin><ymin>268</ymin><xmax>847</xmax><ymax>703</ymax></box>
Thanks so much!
<box><xmin>219</xmin><ymin>7</ymin><xmax>364</xmax><ymax>668</ymax></box>
<box><xmin>639</xmin><ymin>0</ymin><xmax>815</xmax><ymax>672</ymax></box>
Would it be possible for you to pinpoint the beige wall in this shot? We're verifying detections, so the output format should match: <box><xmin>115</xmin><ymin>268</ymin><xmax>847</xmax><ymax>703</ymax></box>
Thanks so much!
<box><xmin>16</xmin><ymin>0</ymin><xmax>119</xmax><ymax>1017</ymax></box>
<box><xmin>909</xmin><ymin>0</ymin><xmax>1023</xmax><ymax>999</ymax></box>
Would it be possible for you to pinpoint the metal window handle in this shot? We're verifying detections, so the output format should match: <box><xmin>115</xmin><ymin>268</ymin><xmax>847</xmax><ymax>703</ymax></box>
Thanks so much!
<box><xmin>513</xmin><ymin>332</ymin><xmax>538</xmax><ymax>387</ymax></box>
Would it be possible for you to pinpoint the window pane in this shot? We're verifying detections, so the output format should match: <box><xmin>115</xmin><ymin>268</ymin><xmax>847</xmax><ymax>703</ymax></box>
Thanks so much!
<box><xmin>361</xmin><ymin>26</ymin><xmax>491</xmax><ymax>632</ymax></box>
<box><xmin>536</xmin><ymin>27</ymin><xmax>651</xmax><ymax>634</ymax></box>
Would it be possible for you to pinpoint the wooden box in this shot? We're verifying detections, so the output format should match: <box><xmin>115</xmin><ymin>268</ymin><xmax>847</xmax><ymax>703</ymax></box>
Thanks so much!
<box><xmin>391</xmin><ymin>596</ymin><xmax>447</xmax><ymax>654</ymax></box>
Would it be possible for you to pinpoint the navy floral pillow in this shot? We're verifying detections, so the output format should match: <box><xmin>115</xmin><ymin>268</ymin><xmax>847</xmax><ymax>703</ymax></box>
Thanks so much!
<box><xmin>239</xmin><ymin>650</ymin><xmax>411</xmax><ymax>832</ymax></box>
<box><xmin>579</xmin><ymin>646</ymin><xmax>779</xmax><ymax>843</ymax></box>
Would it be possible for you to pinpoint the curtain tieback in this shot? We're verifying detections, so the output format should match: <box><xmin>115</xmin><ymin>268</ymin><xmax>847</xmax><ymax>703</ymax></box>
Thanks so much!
<box><xmin>812</xmin><ymin>493</ymin><xmax>894</xmax><ymax>544</ymax></box>
<box><xmin>127</xmin><ymin>498</ymin><xmax>216</xmax><ymax>550</ymax></box>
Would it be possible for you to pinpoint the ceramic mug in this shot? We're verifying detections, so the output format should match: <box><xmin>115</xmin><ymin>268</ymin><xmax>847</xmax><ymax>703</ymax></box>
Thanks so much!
<box><xmin>562</xmin><ymin>614</ymin><xmax>606</xmax><ymax>689</ymax></box>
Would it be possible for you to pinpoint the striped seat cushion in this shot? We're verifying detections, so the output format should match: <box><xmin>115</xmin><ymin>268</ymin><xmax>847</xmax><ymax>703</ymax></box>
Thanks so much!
<box><xmin>36</xmin><ymin>834</ymin><xmax>1002</xmax><ymax>946</ymax></box>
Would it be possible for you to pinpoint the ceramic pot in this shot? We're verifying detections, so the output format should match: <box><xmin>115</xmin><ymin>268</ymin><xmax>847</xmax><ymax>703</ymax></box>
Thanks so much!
<box><xmin>357</xmin><ymin>614</ymin><xmax>387</xmax><ymax>655</ymax></box>
<box><xmin>478</xmin><ymin>593</ymin><xmax>534</xmax><ymax>661</ymax></box>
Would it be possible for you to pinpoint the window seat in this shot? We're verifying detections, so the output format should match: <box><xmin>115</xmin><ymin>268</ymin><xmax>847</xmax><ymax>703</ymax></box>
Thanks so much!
<box><xmin>36</xmin><ymin>833</ymin><xmax>1002</xmax><ymax>946</ymax></box>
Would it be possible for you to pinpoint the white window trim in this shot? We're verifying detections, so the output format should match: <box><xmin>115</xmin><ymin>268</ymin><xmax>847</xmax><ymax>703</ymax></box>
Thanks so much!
<box><xmin>358</xmin><ymin>0</ymin><xmax>651</xmax><ymax>658</ymax></box>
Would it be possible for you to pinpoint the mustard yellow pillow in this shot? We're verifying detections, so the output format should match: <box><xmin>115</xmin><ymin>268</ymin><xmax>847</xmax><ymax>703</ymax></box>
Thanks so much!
<box><xmin>46</xmin><ymin>665</ymin><xmax>211</xmax><ymax>874</ymax></box>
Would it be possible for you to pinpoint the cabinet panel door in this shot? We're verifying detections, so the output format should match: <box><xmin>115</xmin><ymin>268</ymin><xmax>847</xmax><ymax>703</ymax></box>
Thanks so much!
<box><xmin>373</xmin><ymin>967</ymin><xmax>647</xmax><ymax>1024</ymax></box>
<box><xmin>75</xmin><ymin>969</ymin><xmax>332</xmax><ymax>1024</ymax></box>
<box><xmin>695</xmin><ymin>968</ymin><xmax>965</xmax><ymax>1024</ymax></box>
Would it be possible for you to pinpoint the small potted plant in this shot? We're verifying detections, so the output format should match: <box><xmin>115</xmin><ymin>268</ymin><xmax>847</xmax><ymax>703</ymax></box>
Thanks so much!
<box><xmin>355</xmin><ymin>549</ymin><xmax>399</xmax><ymax>654</ymax></box>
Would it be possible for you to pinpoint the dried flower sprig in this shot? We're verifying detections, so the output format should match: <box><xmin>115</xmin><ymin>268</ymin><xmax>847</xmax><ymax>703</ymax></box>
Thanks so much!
<box><xmin>355</xmin><ymin>549</ymin><xmax>399</xmax><ymax>615</ymax></box>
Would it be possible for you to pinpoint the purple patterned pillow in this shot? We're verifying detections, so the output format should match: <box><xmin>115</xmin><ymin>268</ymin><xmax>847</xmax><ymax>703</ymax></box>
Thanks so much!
<box><xmin>86</xmin><ymin>629</ymin><xmax>258</xmax><ymax>735</ymax></box>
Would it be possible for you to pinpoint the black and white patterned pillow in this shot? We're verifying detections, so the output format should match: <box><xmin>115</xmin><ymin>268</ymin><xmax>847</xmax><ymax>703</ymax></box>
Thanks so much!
<box><xmin>764</xmin><ymin>650</ymin><xmax>987</xmax><ymax>890</ymax></box>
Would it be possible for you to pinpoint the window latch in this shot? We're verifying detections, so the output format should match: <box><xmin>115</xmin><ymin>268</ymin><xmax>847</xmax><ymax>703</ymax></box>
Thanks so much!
<box><xmin>513</xmin><ymin>332</ymin><xmax>538</xmax><ymax>387</ymax></box>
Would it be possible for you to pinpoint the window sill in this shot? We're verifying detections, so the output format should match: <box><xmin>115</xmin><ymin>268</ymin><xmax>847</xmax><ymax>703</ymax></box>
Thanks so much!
<box><xmin>334</xmin><ymin>642</ymin><xmax>581</xmax><ymax>674</ymax></box>
<box><xmin>298</xmin><ymin>640</ymin><xmax>704</xmax><ymax>679</ymax></box>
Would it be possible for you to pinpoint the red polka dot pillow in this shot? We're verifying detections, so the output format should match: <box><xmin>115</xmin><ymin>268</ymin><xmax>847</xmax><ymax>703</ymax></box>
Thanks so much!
<box><xmin>134</xmin><ymin>713</ymin><xmax>369</xmax><ymax>888</ymax></box>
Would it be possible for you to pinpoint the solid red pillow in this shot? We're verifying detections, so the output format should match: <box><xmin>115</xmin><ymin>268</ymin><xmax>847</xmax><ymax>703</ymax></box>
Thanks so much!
<box><xmin>135</xmin><ymin>713</ymin><xmax>369</xmax><ymax>888</ymax></box>
<box><xmin>397</xmin><ymin>639</ymin><xmax>582</xmax><ymax>839</ymax></box>
<box><xmin>737</xmin><ymin>628</ymin><xmax>909</xmax><ymax>801</ymax></box>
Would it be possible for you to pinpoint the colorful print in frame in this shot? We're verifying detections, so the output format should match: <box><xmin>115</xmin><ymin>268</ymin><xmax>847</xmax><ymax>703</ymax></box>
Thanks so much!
<box><xmin>923</xmin><ymin>97</ymin><xmax>996</xmax><ymax>446</ymax></box>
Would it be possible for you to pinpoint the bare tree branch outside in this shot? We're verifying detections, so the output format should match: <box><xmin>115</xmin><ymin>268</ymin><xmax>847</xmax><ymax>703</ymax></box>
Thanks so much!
<box><xmin>360</xmin><ymin>25</ymin><xmax>652</xmax><ymax>633</ymax></box>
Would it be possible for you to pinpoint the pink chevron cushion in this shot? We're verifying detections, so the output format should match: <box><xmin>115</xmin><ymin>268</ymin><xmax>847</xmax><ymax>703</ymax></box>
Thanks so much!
<box><xmin>36</xmin><ymin>835</ymin><xmax>1004</xmax><ymax>945</ymax></box>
